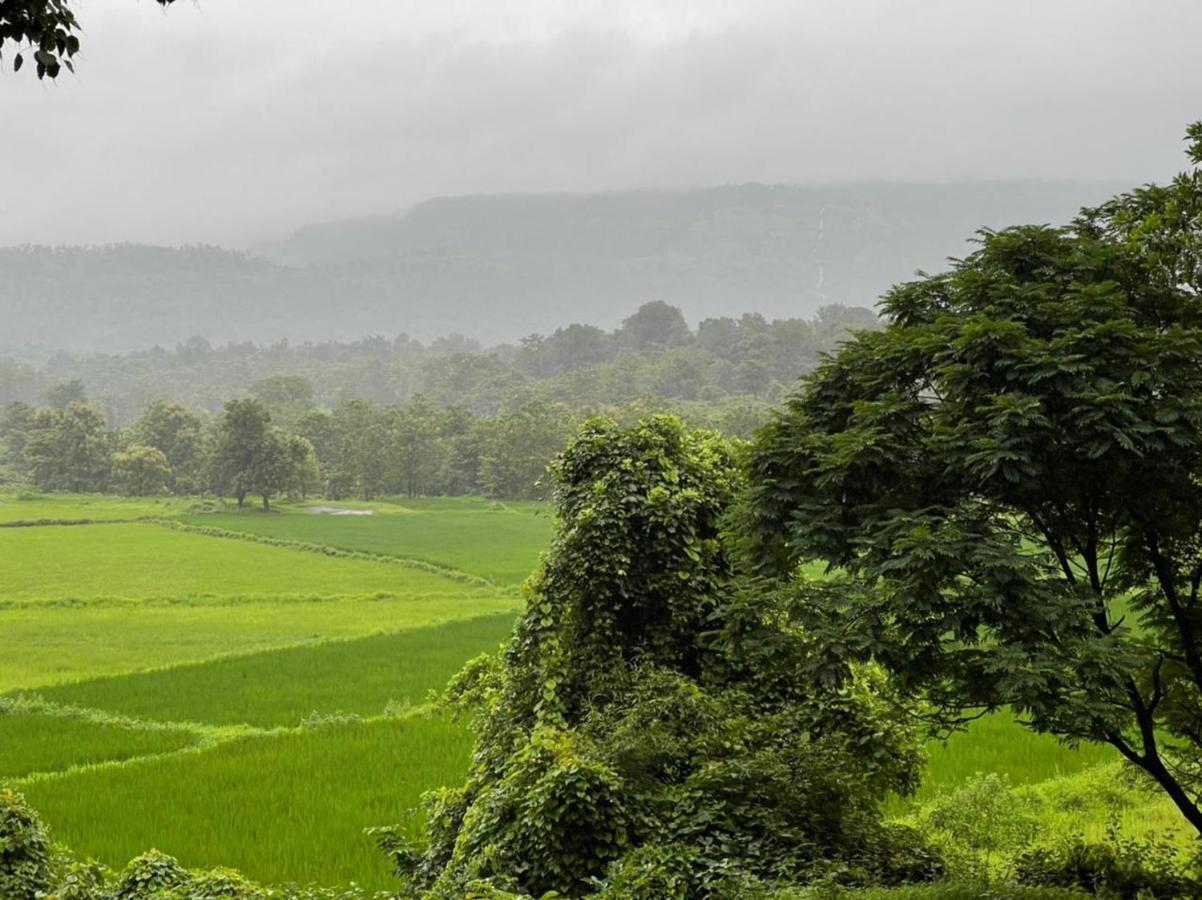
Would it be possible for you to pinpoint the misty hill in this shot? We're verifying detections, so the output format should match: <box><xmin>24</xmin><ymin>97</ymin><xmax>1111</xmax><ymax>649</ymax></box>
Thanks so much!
<box><xmin>1</xmin><ymin>181</ymin><xmax>1125</xmax><ymax>356</ymax></box>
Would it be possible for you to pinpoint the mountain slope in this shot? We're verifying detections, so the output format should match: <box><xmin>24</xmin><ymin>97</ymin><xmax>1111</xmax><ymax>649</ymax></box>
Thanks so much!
<box><xmin>1</xmin><ymin>181</ymin><xmax>1125</xmax><ymax>354</ymax></box>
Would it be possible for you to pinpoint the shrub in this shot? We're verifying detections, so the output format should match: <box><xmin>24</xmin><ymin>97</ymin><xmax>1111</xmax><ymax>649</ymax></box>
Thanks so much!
<box><xmin>1014</xmin><ymin>831</ymin><xmax>1202</xmax><ymax>898</ymax></box>
<box><xmin>157</xmin><ymin>866</ymin><xmax>265</xmax><ymax>898</ymax></box>
<box><xmin>50</xmin><ymin>857</ymin><xmax>111</xmax><ymax>899</ymax></box>
<box><xmin>918</xmin><ymin>774</ymin><xmax>1038</xmax><ymax>879</ymax></box>
<box><xmin>0</xmin><ymin>786</ymin><xmax>54</xmax><ymax>898</ymax></box>
<box><xmin>594</xmin><ymin>843</ymin><xmax>695</xmax><ymax>899</ymax></box>
<box><xmin>112</xmin><ymin>850</ymin><xmax>191</xmax><ymax>898</ymax></box>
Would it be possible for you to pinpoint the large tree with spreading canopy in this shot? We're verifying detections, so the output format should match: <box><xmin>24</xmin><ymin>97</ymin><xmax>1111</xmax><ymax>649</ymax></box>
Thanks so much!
<box><xmin>744</xmin><ymin>122</ymin><xmax>1202</xmax><ymax>835</ymax></box>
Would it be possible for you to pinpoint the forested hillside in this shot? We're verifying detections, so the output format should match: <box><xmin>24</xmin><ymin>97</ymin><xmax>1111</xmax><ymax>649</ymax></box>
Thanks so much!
<box><xmin>1</xmin><ymin>181</ymin><xmax>1121</xmax><ymax>355</ymax></box>
<box><xmin>0</xmin><ymin>302</ymin><xmax>876</xmax><ymax>427</ymax></box>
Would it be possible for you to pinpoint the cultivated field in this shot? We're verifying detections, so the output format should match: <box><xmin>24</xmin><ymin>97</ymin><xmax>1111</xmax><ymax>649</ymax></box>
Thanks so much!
<box><xmin>1</xmin><ymin>494</ymin><xmax>543</xmax><ymax>889</ymax></box>
<box><xmin>0</xmin><ymin>492</ymin><xmax>1189</xmax><ymax>891</ymax></box>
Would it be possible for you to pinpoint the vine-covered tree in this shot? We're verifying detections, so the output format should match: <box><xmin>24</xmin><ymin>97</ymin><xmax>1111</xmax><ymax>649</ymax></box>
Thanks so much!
<box><xmin>377</xmin><ymin>417</ymin><xmax>935</xmax><ymax>897</ymax></box>
<box><xmin>744</xmin><ymin>123</ymin><xmax>1202</xmax><ymax>835</ymax></box>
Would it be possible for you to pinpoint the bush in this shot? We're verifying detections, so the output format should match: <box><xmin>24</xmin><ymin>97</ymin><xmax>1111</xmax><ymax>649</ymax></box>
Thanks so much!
<box><xmin>918</xmin><ymin>774</ymin><xmax>1037</xmax><ymax>879</ymax></box>
<box><xmin>112</xmin><ymin>850</ymin><xmax>191</xmax><ymax>898</ymax></box>
<box><xmin>594</xmin><ymin>843</ymin><xmax>695</xmax><ymax>899</ymax></box>
<box><xmin>51</xmin><ymin>857</ymin><xmax>111</xmax><ymax>899</ymax></box>
<box><xmin>1014</xmin><ymin>831</ymin><xmax>1202</xmax><ymax>898</ymax></box>
<box><xmin>779</xmin><ymin>883</ymin><xmax>1085</xmax><ymax>899</ymax></box>
<box><xmin>0</xmin><ymin>786</ymin><xmax>54</xmax><ymax>898</ymax></box>
<box><xmin>157</xmin><ymin>866</ymin><xmax>265</xmax><ymax>898</ymax></box>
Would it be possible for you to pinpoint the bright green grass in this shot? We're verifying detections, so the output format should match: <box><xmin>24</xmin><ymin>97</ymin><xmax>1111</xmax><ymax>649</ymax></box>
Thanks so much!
<box><xmin>35</xmin><ymin>614</ymin><xmax>516</xmax><ymax>727</ymax></box>
<box><xmin>181</xmin><ymin>499</ymin><xmax>553</xmax><ymax>586</ymax></box>
<box><xmin>0</xmin><ymin>493</ymin><xmax>192</xmax><ymax>524</ymax></box>
<box><xmin>1016</xmin><ymin>762</ymin><xmax>1189</xmax><ymax>846</ymax></box>
<box><xmin>20</xmin><ymin>716</ymin><xmax>472</xmax><ymax>891</ymax></box>
<box><xmin>0</xmin><ymin>594</ymin><xmax>517</xmax><ymax>691</ymax></box>
<box><xmin>914</xmin><ymin>709</ymin><xmax>1118</xmax><ymax>802</ymax></box>
<box><xmin>0</xmin><ymin>712</ymin><xmax>196</xmax><ymax>779</ymax></box>
<box><xmin>0</xmin><ymin>522</ymin><xmax>497</xmax><ymax>604</ymax></box>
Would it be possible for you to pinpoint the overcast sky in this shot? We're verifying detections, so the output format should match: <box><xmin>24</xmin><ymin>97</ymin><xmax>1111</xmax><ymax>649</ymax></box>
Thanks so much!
<box><xmin>2</xmin><ymin>0</ymin><xmax>1200</xmax><ymax>247</ymax></box>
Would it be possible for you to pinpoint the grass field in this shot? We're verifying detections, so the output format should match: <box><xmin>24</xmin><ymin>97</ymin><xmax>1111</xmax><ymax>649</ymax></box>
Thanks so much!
<box><xmin>0</xmin><ymin>709</ymin><xmax>196</xmax><ymax>779</ymax></box>
<box><xmin>0</xmin><ymin>522</ymin><xmax>497</xmax><ymax>604</ymax></box>
<box><xmin>1</xmin><ymin>493</ymin><xmax>1193</xmax><ymax>891</ymax></box>
<box><xmin>0</xmin><ymin>594</ymin><xmax>517</xmax><ymax>691</ymax></box>
<box><xmin>33</xmin><ymin>614</ymin><xmax>516</xmax><ymax>727</ymax></box>
<box><xmin>911</xmin><ymin>709</ymin><xmax>1119</xmax><ymax>802</ymax></box>
<box><xmin>19</xmin><ymin>716</ymin><xmax>473</xmax><ymax>891</ymax></box>
<box><xmin>0</xmin><ymin>492</ymin><xmax>192</xmax><ymax>524</ymax></box>
<box><xmin>181</xmin><ymin>497</ymin><xmax>553</xmax><ymax>586</ymax></box>
<box><xmin>1</xmin><ymin>494</ymin><xmax>532</xmax><ymax>890</ymax></box>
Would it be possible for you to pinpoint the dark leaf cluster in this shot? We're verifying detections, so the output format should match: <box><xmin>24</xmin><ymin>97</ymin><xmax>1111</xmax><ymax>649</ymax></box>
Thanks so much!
<box><xmin>1</xmin><ymin>0</ymin><xmax>173</xmax><ymax>79</ymax></box>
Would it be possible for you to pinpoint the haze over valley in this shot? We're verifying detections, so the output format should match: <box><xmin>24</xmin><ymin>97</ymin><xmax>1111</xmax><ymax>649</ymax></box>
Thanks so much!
<box><xmin>3</xmin><ymin>179</ymin><xmax>1124</xmax><ymax>355</ymax></box>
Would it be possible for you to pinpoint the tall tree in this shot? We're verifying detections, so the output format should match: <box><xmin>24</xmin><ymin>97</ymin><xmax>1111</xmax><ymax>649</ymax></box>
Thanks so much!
<box><xmin>249</xmin><ymin>375</ymin><xmax>315</xmax><ymax>428</ymax></box>
<box><xmin>250</xmin><ymin>430</ymin><xmax>313</xmax><ymax>511</ymax></box>
<box><xmin>744</xmin><ymin>123</ymin><xmax>1202</xmax><ymax>835</ymax></box>
<box><xmin>388</xmin><ymin>398</ymin><xmax>445</xmax><ymax>498</ymax></box>
<box><xmin>477</xmin><ymin>400</ymin><xmax>576</xmax><ymax>499</ymax></box>
<box><xmin>44</xmin><ymin>378</ymin><xmax>86</xmax><ymax>409</ymax></box>
<box><xmin>0</xmin><ymin>401</ymin><xmax>34</xmax><ymax>481</ymax></box>
<box><xmin>128</xmin><ymin>401</ymin><xmax>207</xmax><ymax>494</ymax></box>
<box><xmin>210</xmin><ymin>399</ymin><xmax>272</xmax><ymax>508</ymax></box>
<box><xmin>280</xmin><ymin>432</ymin><xmax>319</xmax><ymax>503</ymax></box>
<box><xmin>25</xmin><ymin>402</ymin><xmax>110</xmax><ymax>491</ymax></box>
<box><xmin>329</xmin><ymin>399</ymin><xmax>391</xmax><ymax>500</ymax></box>
<box><xmin>617</xmin><ymin>301</ymin><xmax>692</xmax><ymax>351</ymax></box>
<box><xmin>110</xmin><ymin>444</ymin><xmax>172</xmax><ymax>497</ymax></box>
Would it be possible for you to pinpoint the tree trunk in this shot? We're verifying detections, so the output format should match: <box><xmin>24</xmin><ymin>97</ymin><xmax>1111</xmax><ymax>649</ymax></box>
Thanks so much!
<box><xmin>1108</xmin><ymin>732</ymin><xmax>1202</xmax><ymax>837</ymax></box>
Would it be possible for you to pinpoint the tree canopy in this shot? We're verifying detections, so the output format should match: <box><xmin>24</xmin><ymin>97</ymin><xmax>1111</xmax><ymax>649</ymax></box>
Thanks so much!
<box><xmin>744</xmin><ymin>122</ymin><xmax>1202</xmax><ymax>835</ymax></box>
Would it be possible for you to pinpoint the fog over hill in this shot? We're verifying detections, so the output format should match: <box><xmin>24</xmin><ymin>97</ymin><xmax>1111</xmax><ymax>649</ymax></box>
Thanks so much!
<box><xmin>0</xmin><ymin>181</ymin><xmax>1124</xmax><ymax>357</ymax></box>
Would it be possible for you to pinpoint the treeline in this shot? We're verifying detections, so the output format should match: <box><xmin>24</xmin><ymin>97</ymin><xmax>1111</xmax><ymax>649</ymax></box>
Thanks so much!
<box><xmin>0</xmin><ymin>302</ymin><xmax>878</xmax><ymax>502</ymax></box>
<box><xmin>0</xmin><ymin>387</ymin><xmax>776</xmax><ymax>504</ymax></box>
<box><xmin>0</xmin><ymin>302</ymin><xmax>879</xmax><ymax>426</ymax></box>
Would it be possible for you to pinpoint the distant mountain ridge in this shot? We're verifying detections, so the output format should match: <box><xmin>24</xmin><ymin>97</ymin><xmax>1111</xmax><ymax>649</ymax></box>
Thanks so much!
<box><xmin>1</xmin><ymin>181</ymin><xmax>1127</xmax><ymax>355</ymax></box>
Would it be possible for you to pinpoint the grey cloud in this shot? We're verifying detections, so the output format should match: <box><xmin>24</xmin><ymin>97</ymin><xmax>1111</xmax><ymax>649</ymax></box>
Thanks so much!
<box><xmin>1</xmin><ymin>0</ymin><xmax>1199</xmax><ymax>247</ymax></box>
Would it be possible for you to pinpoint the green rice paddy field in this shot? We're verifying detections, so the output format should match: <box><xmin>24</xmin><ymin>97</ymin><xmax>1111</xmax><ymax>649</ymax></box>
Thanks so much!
<box><xmin>0</xmin><ymin>492</ymin><xmax>1186</xmax><ymax>891</ymax></box>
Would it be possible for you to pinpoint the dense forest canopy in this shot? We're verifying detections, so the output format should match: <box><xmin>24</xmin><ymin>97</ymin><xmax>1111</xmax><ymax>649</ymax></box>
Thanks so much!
<box><xmin>0</xmin><ymin>302</ymin><xmax>878</xmax><ymax>427</ymax></box>
<box><xmin>0</xmin><ymin>302</ymin><xmax>880</xmax><ymax>501</ymax></box>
